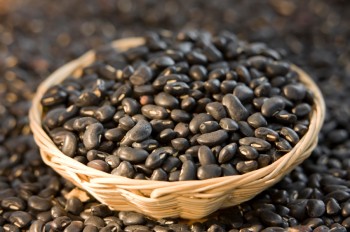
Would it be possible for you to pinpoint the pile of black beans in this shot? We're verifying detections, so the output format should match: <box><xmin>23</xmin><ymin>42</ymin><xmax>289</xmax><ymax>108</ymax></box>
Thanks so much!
<box><xmin>1</xmin><ymin>0</ymin><xmax>350</xmax><ymax>231</ymax></box>
<box><xmin>41</xmin><ymin>31</ymin><xmax>313</xmax><ymax>181</ymax></box>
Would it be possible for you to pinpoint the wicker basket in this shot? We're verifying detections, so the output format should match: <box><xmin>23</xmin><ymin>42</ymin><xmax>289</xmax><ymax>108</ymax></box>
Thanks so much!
<box><xmin>29</xmin><ymin>37</ymin><xmax>326</xmax><ymax>219</ymax></box>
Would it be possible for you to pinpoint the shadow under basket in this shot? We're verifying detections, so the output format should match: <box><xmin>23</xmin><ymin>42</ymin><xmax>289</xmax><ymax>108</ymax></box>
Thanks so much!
<box><xmin>29</xmin><ymin>37</ymin><xmax>326</xmax><ymax>220</ymax></box>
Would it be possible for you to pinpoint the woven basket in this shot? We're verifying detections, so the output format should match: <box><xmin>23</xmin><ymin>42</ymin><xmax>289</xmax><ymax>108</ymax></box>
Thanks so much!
<box><xmin>29</xmin><ymin>37</ymin><xmax>326</xmax><ymax>219</ymax></box>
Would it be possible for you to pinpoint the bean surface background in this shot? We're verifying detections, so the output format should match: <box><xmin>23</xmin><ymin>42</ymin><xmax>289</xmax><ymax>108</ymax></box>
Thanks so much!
<box><xmin>0</xmin><ymin>0</ymin><xmax>349</xmax><ymax>231</ymax></box>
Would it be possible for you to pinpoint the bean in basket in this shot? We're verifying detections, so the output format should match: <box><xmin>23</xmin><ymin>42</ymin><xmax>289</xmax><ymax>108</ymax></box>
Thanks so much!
<box><xmin>41</xmin><ymin>31</ymin><xmax>315</xmax><ymax>180</ymax></box>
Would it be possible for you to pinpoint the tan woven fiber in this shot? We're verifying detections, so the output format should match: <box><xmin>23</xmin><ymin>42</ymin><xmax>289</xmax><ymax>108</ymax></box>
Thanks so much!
<box><xmin>29</xmin><ymin>37</ymin><xmax>326</xmax><ymax>219</ymax></box>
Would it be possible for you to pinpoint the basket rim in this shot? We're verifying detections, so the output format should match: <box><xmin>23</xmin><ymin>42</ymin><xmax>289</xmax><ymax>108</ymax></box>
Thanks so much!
<box><xmin>29</xmin><ymin>37</ymin><xmax>326</xmax><ymax>199</ymax></box>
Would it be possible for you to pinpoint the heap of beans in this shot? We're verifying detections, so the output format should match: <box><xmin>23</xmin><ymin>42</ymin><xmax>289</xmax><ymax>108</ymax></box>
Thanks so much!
<box><xmin>41</xmin><ymin>31</ymin><xmax>313</xmax><ymax>181</ymax></box>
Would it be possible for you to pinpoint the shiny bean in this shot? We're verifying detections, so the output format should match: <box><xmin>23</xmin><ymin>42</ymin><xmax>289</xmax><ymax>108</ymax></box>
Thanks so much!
<box><xmin>197</xmin><ymin>130</ymin><xmax>228</xmax><ymax>146</ymax></box>
<box><xmin>197</xmin><ymin>164</ymin><xmax>222</xmax><ymax>180</ymax></box>
<box><xmin>179</xmin><ymin>160</ymin><xmax>197</xmax><ymax>181</ymax></box>
<box><xmin>83</xmin><ymin>123</ymin><xmax>104</xmax><ymax>150</ymax></box>
<box><xmin>205</xmin><ymin>102</ymin><xmax>227</xmax><ymax>121</ymax></box>
<box><xmin>141</xmin><ymin>105</ymin><xmax>169</xmax><ymax>119</ymax></box>
<box><xmin>218</xmin><ymin>143</ymin><xmax>237</xmax><ymax>164</ymax></box>
<box><xmin>117</xmin><ymin>147</ymin><xmax>148</xmax><ymax>163</ymax></box>
<box><xmin>261</xmin><ymin>96</ymin><xmax>285</xmax><ymax>117</ymax></box>
<box><xmin>222</xmin><ymin>94</ymin><xmax>249</xmax><ymax>121</ymax></box>
<box><xmin>239</xmin><ymin>137</ymin><xmax>272</xmax><ymax>151</ymax></box>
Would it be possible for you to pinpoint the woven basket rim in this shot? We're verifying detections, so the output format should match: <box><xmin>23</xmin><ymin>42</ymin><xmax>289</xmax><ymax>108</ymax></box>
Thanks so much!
<box><xmin>29</xmin><ymin>37</ymin><xmax>326</xmax><ymax>200</ymax></box>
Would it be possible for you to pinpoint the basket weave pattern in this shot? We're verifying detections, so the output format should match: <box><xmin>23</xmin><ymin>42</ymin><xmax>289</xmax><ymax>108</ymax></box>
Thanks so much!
<box><xmin>29</xmin><ymin>38</ymin><xmax>326</xmax><ymax>219</ymax></box>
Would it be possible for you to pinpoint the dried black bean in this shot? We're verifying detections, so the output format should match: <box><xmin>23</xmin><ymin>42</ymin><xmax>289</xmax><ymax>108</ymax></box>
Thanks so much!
<box><xmin>145</xmin><ymin>151</ymin><xmax>168</xmax><ymax>169</ymax></box>
<box><xmin>219</xmin><ymin>118</ymin><xmax>239</xmax><ymax>131</ymax></box>
<box><xmin>141</xmin><ymin>104</ymin><xmax>169</xmax><ymax>119</ymax></box>
<box><xmin>170</xmin><ymin>109</ymin><xmax>191</xmax><ymax>123</ymax></box>
<box><xmin>197</xmin><ymin>130</ymin><xmax>228</xmax><ymax>146</ymax></box>
<box><xmin>222</xmin><ymin>94</ymin><xmax>249</xmax><ymax>121</ymax></box>
<box><xmin>218</xmin><ymin>143</ymin><xmax>237</xmax><ymax>164</ymax></box>
<box><xmin>164</xmin><ymin>82</ymin><xmax>190</xmax><ymax>96</ymax></box>
<box><xmin>236</xmin><ymin>160</ymin><xmax>258</xmax><ymax>174</ymax></box>
<box><xmin>261</xmin><ymin>97</ymin><xmax>285</xmax><ymax>117</ymax></box>
<box><xmin>197</xmin><ymin>164</ymin><xmax>222</xmax><ymax>180</ymax></box>
<box><xmin>198</xmin><ymin>145</ymin><xmax>217</xmax><ymax>165</ymax></box>
<box><xmin>233</xmin><ymin>84</ymin><xmax>254</xmax><ymax>103</ymax></box>
<box><xmin>238</xmin><ymin>121</ymin><xmax>254</xmax><ymax>137</ymax></box>
<box><xmin>28</xmin><ymin>196</ymin><xmax>52</xmax><ymax>211</ymax></box>
<box><xmin>122</xmin><ymin>98</ymin><xmax>140</xmax><ymax>116</ymax></box>
<box><xmin>121</xmin><ymin>119</ymin><xmax>152</xmax><ymax>145</ymax></box>
<box><xmin>162</xmin><ymin>156</ymin><xmax>181</xmax><ymax>173</ymax></box>
<box><xmin>255</xmin><ymin>127</ymin><xmax>279</xmax><ymax>142</ymax></box>
<box><xmin>171</xmin><ymin>138</ymin><xmax>190</xmax><ymax>151</ymax></box>
<box><xmin>247</xmin><ymin>113</ymin><xmax>267</xmax><ymax>129</ymax></box>
<box><xmin>199</xmin><ymin>121</ymin><xmax>221</xmax><ymax>134</ymax></box>
<box><xmin>189</xmin><ymin>65</ymin><xmax>207</xmax><ymax>81</ymax></box>
<box><xmin>179</xmin><ymin>160</ymin><xmax>197</xmax><ymax>181</ymax></box>
<box><xmin>239</xmin><ymin>137</ymin><xmax>271</xmax><ymax>151</ymax></box>
<box><xmin>1</xmin><ymin>197</ymin><xmax>26</xmax><ymax>210</ymax></box>
<box><xmin>9</xmin><ymin>211</ymin><xmax>32</xmax><ymax>228</ymax></box>
<box><xmin>154</xmin><ymin>92</ymin><xmax>179</xmax><ymax>109</ymax></box>
<box><xmin>117</xmin><ymin>147</ymin><xmax>148</xmax><ymax>163</ymax></box>
<box><xmin>111</xmin><ymin>161</ymin><xmax>135</xmax><ymax>178</ymax></box>
<box><xmin>87</xmin><ymin>160</ymin><xmax>110</xmax><ymax>172</ymax></box>
<box><xmin>280</xmin><ymin>127</ymin><xmax>300</xmax><ymax>145</ymax></box>
<box><xmin>189</xmin><ymin>113</ymin><xmax>214</xmax><ymax>134</ymax></box>
<box><xmin>283</xmin><ymin>83</ymin><xmax>306</xmax><ymax>101</ymax></box>
<box><xmin>83</xmin><ymin>123</ymin><xmax>104</xmax><ymax>150</ymax></box>
<box><xmin>151</xmin><ymin>168</ymin><xmax>168</xmax><ymax>181</ymax></box>
<box><xmin>239</xmin><ymin>145</ymin><xmax>259</xmax><ymax>160</ymax></box>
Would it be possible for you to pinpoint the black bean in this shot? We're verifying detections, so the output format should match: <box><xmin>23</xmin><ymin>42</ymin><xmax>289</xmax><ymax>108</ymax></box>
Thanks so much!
<box><xmin>94</xmin><ymin>105</ymin><xmax>116</xmax><ymax>122</ymax></box>
<box><xmin>111</xmin><ymin>161</ymin><xmax>135</xmax><ymax>178</ymax></box>
<box><xmin>221</xmin><ymin>163</ymin><xmax>238</xmax><ymax>176</ymax></box>
<box><xmin>247</xmin><ymin>112</ymin><xmax>268</xmax><ymax>129</ymax></box>
<box><xmin>41</xmin><ymin>86</ymin><xmax>68</xmax><ymax>107</ymax></box>
<box><xmin>205</xmin><ymin>102</ymin><xmax>227</xmax><ymax>121</ymax></box>
<box><xmin>117</xmin><ymin>147</ymin><xmax>148</xmax><ymax>163</ymax></box>
<box><xmin>238</xmin><ymin>145</ymin><xmax>259</xmax><ymax>160</ymax></box>
<box><xmin>280</xmin><ymin>127</ymin><xmax>300</xmax><ymax>145</ymax></box>
<box><xmin>80</xmin><ymin>106</ymin><xmax>98</xmax><ymax>117</ymax></box>
<box><xmin>134</xmin><ymin>164</ymin><xmax>153</xmax><ymax>176</ymax></box>
<box><xmin>254</xmin><ymin>82</ymin><xmax>272</xmax><ymax>97</ymax></box>
<box><xmin>61</xmin><ymin>131</ymin><xmax>78</xmax><ymax>157</ymax></box>
<box><xmin>72</xmin><ymin>117</ymin><xmax>98</xmax><ymax>131</ymax></box>
<box><xmin>199</xmin><ymin>121</ymin><xmax>221</xmax><ymax>134</ymax></box>
<box><xmin>171</xmin><ymin>138</ymin><xmax>190</xmax><ymax>151</ymax></box>
<box><xmin>85</xmin><ymin>216</ymin><xmax>106</xmax><ymax>228</ymax></box>
<box><xmin>122</xmin><ymin>98</ymin><xmax>140</xmax><ymax>116</ymax></box>
<box><xmin>65</xmin><ymin>197</ymin><xmax>83</xmax><ymax>215</ymax></box>
<box><xmin>83</xmin><ymin>123</ymin><xmax>104</xmax><ymax>150</ymax></box>
<box><xmin>104</xmin><ymin>128</ymin><xmax>125</xmax><ymax>142</ymax></box>
<box><xmin>87</xmin><ymin>160</ymin><xmax>110</xmax><ymax>172</ymax></box>
<box><xmin>198</xmin><ymin>146</ymin><xmax>217</xmax><ymax>165</ymax></box>
<box><xmin>83</xmin><ymin>225</ymin><xmax>99</xmax><ymax>232</ymax></box>
<box><xmin>9</xmin><ymin>211</ymin><xmax>32</xmax><ymax>228</ymax></box>
<box><xmin>197</xmin><ymin>130</ymin><xmax>228</xmax><ymax>146</ymax></box>
<box><xmin>154</xmin><ymin>92</ymin><xmax>179</xmax><ymax>109</ymax></box>
<box><xmin>129</xmin><ymin>65</ymin><xmax>153</xmax><ymax>86</ymax></box>
<box><xmin>307</xmin><ymin>199</ymin><xmax>326</xmax><ymax>218</ymax></box>
<box><xmin>236</xmin><ymin>160</ymin><xmax>258</xmax><ymax>174</ymax></box>
<box><xmin>121</xmin><ymin>119</ymin><xmax>152</xmax><ymax>145</ymax></box>
<box><xmin>76</xmin><ymin>91</ymin><xmax>101</xmax><ymax>107</ymax></box>
<box><xmin>43</xmin><ymin>108</ymin><xmax>66</xmax><ymax>129</ymax></box>
<box><xmin>181</xmin><ymin>97</ymin><xmax>196</xmax><ymax>111</ymax></box>
<box><xmin>162</xmin><ymin>156</ymin><xmax>181</xmax><ymax>173</ymax></box>
<box><xmin>170</xmin><ymin>109</ymin><xmax>191</xmax><ymax>123</ymax></box>
<box><xmin>189</xmin><ymin>65</ymin><xmax>207</xmax><ymax>81</ymax></box>
<box><xmin>118</xmin><ymin>115</ymin><xmax>135</xmax><ymax>131</ymax></box>
<box><xmin>220</xmin><ymin>80</ymin><xmax>237</xmax><ymax>94</ymax></box>
<box><xmin>204</xmin><ymin>79</ymin><xmax>221</xmax><ymax>94</ymax></box>
<box><xmin>189</xmin><ymin>113</ymin><xmax>214</xmax><ymax>134</ymax></box>
<box><xmin>238</xmin><ymin>121</ymin><xmax>255</xmax><ymax>137</ymax></box>
<box><xmin>164</xmin><ymin>82</ymin><xmax>190</xmax><ymax>96</ymax></box>
<box><xmin>29</xmin><ymin>220</ymin><xmax>45</xmax><ymax>232</ymax></box>
<box><xmin>141</xmin><ymin>104</ymin><xmax>169</xmax><ymax>119</ymax></box>
<box><xmin>51</xmin><ymin>216</ymin><xmax>72</xmax><ymax>231</ymax></box>
<box><xmin>151</xmin><ymin>168</ymin><xmax>168</xmax><ymax>181</ymax></box>
<box><xmin>110</xmin><ymin>84</ymin><xmax>132</xmax><ymax>105</ymax></box>
<box><xmin>266</xmin><ymin>61</ymin><xmax>289</xmax><ymax>76</ymax></box>
<box><xmin>197</xmin><ymin>164</ymin><xmax>222</xmax><ymax>180</ymax></box>
<box><xmin>218</xmin><ymin>143</ymin><xmax>237</xmax><ymax>164</ymax></box>
<box><xmin>261</xmin><ymin>96</ymin><xmax>285</xmax><ymax>117</ymax></box>
<box><xmin>58</xmin><ymin>105</ymin><xmax>79</xmax><ymax>125</ymax></box>
<box><xmin>253</xmin><ymin>97</ymin><xmax>268</xmax><ymax>110</ymax></box>
<box><xmin>235</xmin><ymin>65</ymin><xmax>251</xmax><ymax>84</ymax></box>
<box><xmin>219</xmin><ymin>118</ymin><xmax>239</xmax><ymax>131</ymax></box>
<box><xmin>179</xmin><ymin>160</ymin><xmax>197</xmax><ymax>181</ymax></box>
<box><xmin>233</xmin><ymin>84</ymin><xmax>254</xmax><ymax>103</ymax></box>
<box><xmin>222</xmin><ymin>94</ymin><xmax>249</xmax><ymax>121</ymax></box>
<box><xmin>1</xmin><ymin>197</ymin><xmax>26</xmax><ymax>211</ymax></box>
<box><xmin>239</xmin><ymin>137</ymin><xmax>271</xmax><ymax>151</ymax></box>
<box><xmin>186</xmin><ymin>50</ymin><xmax>207</xmax><ymax>64</ymax></box>
<box><xmin>283</xmin><ymin>83</ymin><xmax>306</xmax><ymax>101</ymax></box>
<box><xmin>259</xmin><ymin>210</ymin><xmax>283</xmax><ymax>227</ymax></box>
<box><xmin>28</xmin><ymin>196</ymin><xmax>52</xmax><ymax>211</ymax></box>
<box><xmin>275</xmin><ymin>110</ymin><xmax>297</xmax><ymax>124</ymax></box>
<box><xmin>145</xmin><ymin>151</ymin><xmax>168</xmax><ymax>169</ymax></box>
<box><xmin>293</xmin><ymin>103</ymin><xmax>312</xmax><ymax>117</ymax></box>
<box><xmin>255</xmin><ymin>127</ymin><xmax>279</xmax><ymax>142</ymax></box>
<box><xmin>64</xmin><ymin>221</ymin><xmax>84</xmax><ymax>232</ymax></box>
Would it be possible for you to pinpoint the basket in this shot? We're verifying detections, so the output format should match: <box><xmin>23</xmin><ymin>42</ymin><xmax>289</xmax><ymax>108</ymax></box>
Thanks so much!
<box><xmin>29</xmin><ymin>37</ymin><xmax>326</xmax><ymax>219</ymax></box>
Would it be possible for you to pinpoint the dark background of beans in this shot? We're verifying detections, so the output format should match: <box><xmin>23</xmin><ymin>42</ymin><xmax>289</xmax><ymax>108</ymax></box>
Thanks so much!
<box><xmin>0</xmin><ymin>0</ymin><xmax>350</xmax><ymax>231</ymax></box>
